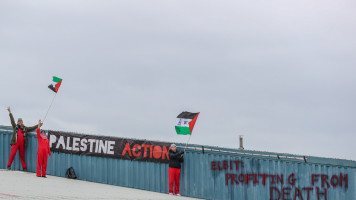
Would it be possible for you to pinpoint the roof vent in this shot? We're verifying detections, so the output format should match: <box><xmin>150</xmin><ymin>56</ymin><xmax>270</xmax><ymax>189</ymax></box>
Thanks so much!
<box><xmin>239</xmin><ymin>135</ymin><xmax>244</xmax><ymax>150</ymax></box>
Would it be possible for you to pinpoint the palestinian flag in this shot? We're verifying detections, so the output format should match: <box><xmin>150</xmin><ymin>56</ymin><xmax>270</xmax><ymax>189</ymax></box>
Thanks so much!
<box><xmin>175</xmin><ymin>112</ymin><xmax>200</xmax><ymax>135</ymax></box>
<box><xmin>48</xmin><ymin>76</ymin><xmax>63</xmax><ymax>93</ymax></box>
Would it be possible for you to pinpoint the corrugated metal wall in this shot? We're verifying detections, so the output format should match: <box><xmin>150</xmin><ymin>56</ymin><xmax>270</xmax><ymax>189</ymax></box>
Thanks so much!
<box><xmin>1</xmin><ymin>126</ymin><xmax>355</xmax><ymax>200</ymax></box>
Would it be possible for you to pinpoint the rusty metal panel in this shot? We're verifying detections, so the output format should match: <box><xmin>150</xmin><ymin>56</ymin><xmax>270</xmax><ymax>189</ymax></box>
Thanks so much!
<box><xmin>1</xmin><ymin>126</ymin><xmax>355</xmax><ymax>200</ymax></box>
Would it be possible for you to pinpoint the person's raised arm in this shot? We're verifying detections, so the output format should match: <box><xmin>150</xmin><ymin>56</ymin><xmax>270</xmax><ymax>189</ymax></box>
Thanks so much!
<box><xmin>36</xmin><ymin>120</ymin><xmax>42</xmax><ymax>140</ymax></box>
<box><xmin>7</xmin><ymin>107</ymin><xmax>16</xmax><ymax>128</ymax></box>
<box><xmin>169</xmin><ymin>151</ymin><xmax>182</xmax><ymax>159</ymax></box>
<box><xmin>27</xmin><ymin>120</ymin><xmax>41</xmax><ymax>132</ymax></box>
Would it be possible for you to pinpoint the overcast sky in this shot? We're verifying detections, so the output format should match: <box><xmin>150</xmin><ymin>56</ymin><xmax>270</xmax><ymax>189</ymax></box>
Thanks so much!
<box><xmin>1</xmin><ymin>0</ymin><xmax>355</xmax><ymax>161</ymax></box>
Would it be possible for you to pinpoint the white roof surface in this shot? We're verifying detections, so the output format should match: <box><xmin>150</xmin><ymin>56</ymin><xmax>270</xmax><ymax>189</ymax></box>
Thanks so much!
<box><xmin>0</xmin><ymin>170</ymin><xmax>200</xmax><ymax>200</ymax></box>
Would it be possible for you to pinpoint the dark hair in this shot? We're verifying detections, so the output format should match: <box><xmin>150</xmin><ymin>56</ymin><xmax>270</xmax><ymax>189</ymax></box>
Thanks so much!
<box><xmin>41</xmin><ymin>130</ymin><xmax>46</xmax><ymax>134</ymax></box>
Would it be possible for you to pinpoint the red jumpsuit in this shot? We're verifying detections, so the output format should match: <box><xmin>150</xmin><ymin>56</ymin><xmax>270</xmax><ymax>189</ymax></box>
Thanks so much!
<box><xmin>36</xmin><ymin>128</ymin><xmax>51</xmax><ymax>177</ymax></box>
<box><xmin>7</xmin><ymin>128</ymin><xmax>27</xmax><ymax>169</ymax></box>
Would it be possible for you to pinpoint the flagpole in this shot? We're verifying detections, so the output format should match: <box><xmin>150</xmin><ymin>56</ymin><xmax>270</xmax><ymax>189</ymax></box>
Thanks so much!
<box><xmin>184</xmin><ymin>134</ymin><xmax>192</xmax><ymax>153</ymax></box>
<box><xmin>43</xmin><ymin>92</ymin><xmax>57</xmax><ymax>123</ymax></box>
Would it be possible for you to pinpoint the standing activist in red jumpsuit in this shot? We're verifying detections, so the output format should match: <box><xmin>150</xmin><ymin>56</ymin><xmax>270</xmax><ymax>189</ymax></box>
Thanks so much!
<box><xmin>36</xmin><ymin>120</ymin><xmax>51</xmax><ymax>177</ymax></box>
<box><xmin>168</xmin><ymin>144</ymin><xmax>184</xmax><ymax>196</ymax></box>
<box><xmin>7</xmin><ymin>107</ymin><xmax>39</xmax><ymax>171</ymax></box>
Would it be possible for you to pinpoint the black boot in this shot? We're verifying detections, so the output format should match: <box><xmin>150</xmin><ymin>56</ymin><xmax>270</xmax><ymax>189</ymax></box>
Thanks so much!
<box><xmin>7</xmin><ymin>166</ymin><xmax>11</xmax><ymax>170</ymax></box>
<box><xmin>23</xmin><ymin>168</ymin><xmax>28</xmax><ymax>172</ymax></box>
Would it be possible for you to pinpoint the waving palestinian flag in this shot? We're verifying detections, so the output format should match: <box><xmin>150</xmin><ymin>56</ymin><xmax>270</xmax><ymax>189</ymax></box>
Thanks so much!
<box><xmin>175</xmin><ymin>112</ymin><xmax>200</xmax><ymax>135</ymax></box>
<box><xmin>48</xmin><ymin>76</ymin><xmax>63</xmax><ymax>93</ymax></box>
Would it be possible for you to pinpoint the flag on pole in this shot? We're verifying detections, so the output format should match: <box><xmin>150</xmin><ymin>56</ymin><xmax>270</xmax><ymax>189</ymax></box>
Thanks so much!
<box><xmin>48</xmin><ymin>76</ymin><xmax>63</xmax><ymax>93</ymax></box>
<box><xmin>175</xmin><ymin>112</ymin><xmax>200</xmax><ymax>135</ymax></box>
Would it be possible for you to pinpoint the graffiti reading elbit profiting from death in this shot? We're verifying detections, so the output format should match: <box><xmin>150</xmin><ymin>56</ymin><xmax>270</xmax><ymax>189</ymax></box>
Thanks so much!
<box><xmin>211</xmin><ymin>160</ymin><xmax>348</xmax><ymax>200</ymax></box>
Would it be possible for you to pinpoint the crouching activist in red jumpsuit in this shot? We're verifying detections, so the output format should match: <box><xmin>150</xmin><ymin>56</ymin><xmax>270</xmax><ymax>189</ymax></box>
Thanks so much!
<box><xmin>7</xmin><ymin>106</ymin><xmax>38</xmax><ymax>171</ymax></box>
<box><xmin>168</xmin><ymin>144</ymin><xmax>184</xmax><ymax>196</ymax></box>
<box><xmin>36</xmin><ymin>120</ymin><xmax>51</xmax><ymax>177</ymax></box>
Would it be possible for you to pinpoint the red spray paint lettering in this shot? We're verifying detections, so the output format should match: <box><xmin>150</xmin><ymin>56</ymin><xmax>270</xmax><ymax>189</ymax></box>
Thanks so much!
<box><xmin>212</xmin><ymin>160</ymin><xmax>349</xmax><ymax>200</ymax></box>
<box><xmin>211</xmin><ymin>160</ymin><xmax>244</xmax><ymax>170</ymax></box>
